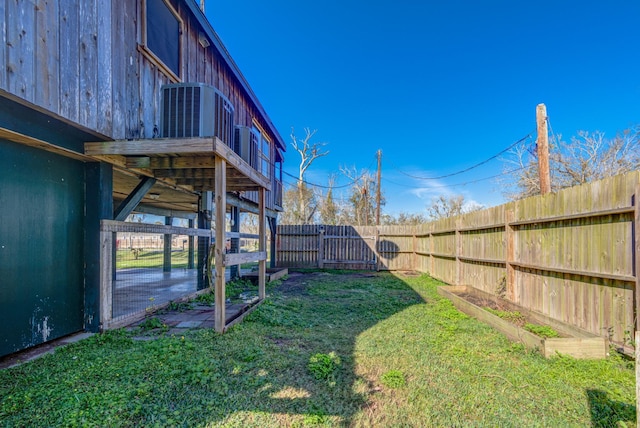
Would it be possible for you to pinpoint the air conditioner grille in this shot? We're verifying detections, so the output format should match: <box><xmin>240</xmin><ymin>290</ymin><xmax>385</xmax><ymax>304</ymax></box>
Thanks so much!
<box><xmin>160</xmin><ymin>83</ymin><xmax>234</xmax><ymax>145</ymax></box>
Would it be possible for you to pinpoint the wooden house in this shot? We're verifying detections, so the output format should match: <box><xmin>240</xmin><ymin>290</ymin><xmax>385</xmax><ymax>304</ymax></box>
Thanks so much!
<box><xmin>0</xmin><ymin>0</ymin><xmax>285</xmax><ymax>358</ymax></box>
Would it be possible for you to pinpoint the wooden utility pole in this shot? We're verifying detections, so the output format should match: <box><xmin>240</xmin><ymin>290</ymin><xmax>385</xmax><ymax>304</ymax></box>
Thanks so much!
<box><xmin>536</xmin><ymin>103</ymin><xmax>551</xmax><ymax>195</ymax></box>
<box><xmin>376</xmin><ymin>149</ymin><xmax>382</xmax><ymax>225</ymax></box>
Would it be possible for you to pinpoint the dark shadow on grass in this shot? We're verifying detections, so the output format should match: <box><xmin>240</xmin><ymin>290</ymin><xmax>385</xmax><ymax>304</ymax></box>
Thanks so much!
<box><xmin>185</xmin><ymin>270</ymin><xmax>426</xmax><ymax>425</ymax></box>
<box><xmin>586</xmin><ymin>389</ymin><xmax>636</xmax><ymax>427</ymax></box>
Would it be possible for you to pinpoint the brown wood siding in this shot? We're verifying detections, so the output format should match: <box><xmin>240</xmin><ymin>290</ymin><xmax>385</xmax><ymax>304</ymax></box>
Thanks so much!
<box><xmin>0</xmin><ymin>0</ymin><xmax>282</xmax><ymax>210</ymax></box>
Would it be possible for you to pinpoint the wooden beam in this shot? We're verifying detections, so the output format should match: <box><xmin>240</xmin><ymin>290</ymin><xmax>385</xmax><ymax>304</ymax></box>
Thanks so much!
<box><xmin>100</xmin><ymin>219</ymin><xmax>212</xmax><ymax>237</ymax></box>
<box><xmin>154</xmin><ymin>168</ymin><xmax>217</xmax><ymax>179</ymax></box>
<box><xmin>0</xmin><ymin>126</ymin><xmax>92</xmax><ymax>162</ymax></box>
<box><xmin>85</xmin><ymin>137</ymin><xmax>270</xmax><ymax>190</ymax></box>
<box><xmin>125</xmin><ymin>156</ymin><xmax>151</xmax><ymax>168</ymax></box>
<box><xmin>258</xmin><ymin>188</ymin><xmax>266</xmax><ymax>300</ymax></box>
<box><xmin>226</xmin><ymin>193</ymin><xmax>279</xmax><ymax>219</ymax></box>
<box><xmin>508</xmin><ymin>206</ymin><xmax>634</xmax><ymax>227</ymax></box>
<box><xmin>224</xmin><ymin>251</ymin><xmax>267</xmax><ymax>267</ymax></box>
<box><xmin>214</xmin><ymin>139</ymin><xmax>271</xmax><ymax>190</ymax></box>
<box><xmin>113</xmin><ymin>176</ymin><xmax>157</xmax><ymax>221</ymax></box>
<box><xmin>85</xmin><ymin>137</ymin><xmax>215</xmax><ymax>155</ymax></box>
<box><xmin>510</xmin><ymin>261</ymin><xmax>635</xmax><ymax>283</ymax></box>
<box><xmin>148</xmin><ymin>156</ymin><xmax>217</xmax><ymax>169</ymax></box>
<box><xmin>214</xmin><ymin>156</ymin><xmax>227</xmax><ymax>333</ymax></box>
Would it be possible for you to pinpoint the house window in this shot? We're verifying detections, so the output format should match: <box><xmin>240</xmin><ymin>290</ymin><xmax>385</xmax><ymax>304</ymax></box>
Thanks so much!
<box><xmin>252</xmin><ymin>124</ymin><xmax>271</xmax><ymax>178</ymax></box>
<box><xmin>142</xmin><ymin>0</ymin><xmax>182</xmax><ymax>79</ymax></box>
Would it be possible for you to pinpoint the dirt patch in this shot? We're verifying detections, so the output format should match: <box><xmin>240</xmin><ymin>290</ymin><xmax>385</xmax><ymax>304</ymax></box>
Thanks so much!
<box><xmin>273</xmin><ymin>271</ymin><xmax>379</xmax><ymax>296</ymax></box>
<box><xmin>273</xmin><ymin>271</ymin><xmax>310</xmax><ymax>296</ymax></box>
<box><xmin>275</xmin><ymin>272</ymin><xmax>376</xmax><ymax>296</ymax></box>
<box><xmin>454</xmin><ymin>291</ymin><xmax>565</xmax><ymax>337</ymax></box>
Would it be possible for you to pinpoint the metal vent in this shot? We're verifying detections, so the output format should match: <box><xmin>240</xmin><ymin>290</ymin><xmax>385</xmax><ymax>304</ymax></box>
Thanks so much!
<box><xmin>160</xmin><ymin>83</ymin><xmax>234</xmax><ymax>146</ymax></box>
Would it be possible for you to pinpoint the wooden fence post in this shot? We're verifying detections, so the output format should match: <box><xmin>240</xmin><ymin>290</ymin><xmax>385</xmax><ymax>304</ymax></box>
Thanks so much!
<box><xmin>412</xmin><ymin>227</ymin><xmax>417</xmax><ymax>272</ymax></box>
<box><xmin>317</xmin><ymin>226</ymin><xmax>324</xmax><ymax>269</ymax></box>
<box><xmin>455</xmin><ymin>219</ymin><xmax>461</xmax><ymax>285</ymax></box>
<box><xmin>636</xmin><ymin>331</ymin><xmax>640</xmax><ymax>425</ymax></box>
<box><xmin>506</xmin><ymin>209</ymin><xmax>516</xmax><ymax>302</ymax></box>
<box><xmin>635</xmin><ymin>184</ymin><xmax>640</xmax><ymax>331</ymax></box>
<box><xmin>375</xmin><ymin>227</ymin><xmax>381</xmax><ymax>272</ymax></box>
<box><xmin>429</xmin><ymin>223</ymin><xmax>434</xmax><ymax>275</ymax></box>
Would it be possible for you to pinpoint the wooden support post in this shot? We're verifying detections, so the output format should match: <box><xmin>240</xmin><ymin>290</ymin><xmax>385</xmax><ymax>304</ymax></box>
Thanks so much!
<box><xmin>163</xmin><ymin>216</ymin><xmax>172</xmax><ymax>272</ymax></box>
<box><xmin>258</xmin><ymin>188</ymin><xmax>266</xmax><ymax>300</ymax></box>
<box><xmin>229</xmin><ymin>205</ymin><xmax>240</xmax><ymax>279</ymax></box>
<box><xmin>214</xmin><ymin>157</ymin><xmax>226</xmax><ymax>333</ymax></box>
<box><xmin>506</xmin><ymin>209</ymin><xmax>516</xmax><ymax>302</ymax></box>
<box><xmin>187</xmin><ymin>219</ymin><xmax>195</xmax><ymax>269</ymax></box>
<box><xmin>99</xmin><ymin>231</ymin><xmax>113</xmax><ymax>330</ymax></box>
<box><xmin>197</xmin><ymin>191</ymin><xmax>212</xmax><ymax>290</ymax></box>
<box><xmin>536</xmin><ymin>103</ymin><xmax>551</xmax><ymax>195</ymax></box>
<box><xmin>268</xmin><ymin>217</ymin><xmax>277</xmax><ymax>269</ymax></box>
<box><xmin>85</xmin><ymin>162</ymin><xmax>113</xmax><ymax>332</ymax></box>
<box><xmin>317</xmin><ymin>226</ymin><xmax>325</xmax><ymax>269</ymax></box>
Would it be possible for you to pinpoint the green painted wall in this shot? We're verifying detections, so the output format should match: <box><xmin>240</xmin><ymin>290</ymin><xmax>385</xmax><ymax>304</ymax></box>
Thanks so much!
<box><xmin>0</xmin><ymin>140</ymin><xmax>85</xmax><ymax>357</ymax></box>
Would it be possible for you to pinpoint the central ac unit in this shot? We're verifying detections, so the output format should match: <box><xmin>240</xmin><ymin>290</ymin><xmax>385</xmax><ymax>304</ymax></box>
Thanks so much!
<box><xmin>160</xmin><ymin>83</ymin><xmax>234</xmax><ymax>146</ymax></box>
<box><xmin>234</xmin><ymin>126</ymin><xmax>259</xmax><ymax>169</ymax></box>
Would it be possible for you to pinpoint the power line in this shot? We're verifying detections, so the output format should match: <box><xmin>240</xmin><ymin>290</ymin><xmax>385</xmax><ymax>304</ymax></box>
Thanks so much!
<box><xmin>281</xmin><ymin>156</ymin><xmax>377</xmax><ymax>190</ymax></box>
<box><xmin>381</xmin><ymin>164</ymin><xmax>534</xmax><ymax>189</ymax></box>
<box><xmin>386</xmin><ymin>131</ymin><xmax>534</xmax><ymax>180</ymax></box>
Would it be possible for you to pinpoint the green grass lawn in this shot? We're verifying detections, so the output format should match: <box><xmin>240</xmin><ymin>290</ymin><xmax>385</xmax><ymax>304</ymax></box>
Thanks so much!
<box><xmin>116</xmin><ymin>249</ymin><xmax>195</xmax><ymax>269</ymax></box>
<box><xmin>0</xmin><ymin>272</ymin><xmax>635</xmax><ymax>426</ymax></box>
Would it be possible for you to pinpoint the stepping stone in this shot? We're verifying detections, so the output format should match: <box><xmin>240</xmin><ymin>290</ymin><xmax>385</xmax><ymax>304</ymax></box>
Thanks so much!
<box><xmin>175</xmin><ymin>320</ymin><xmax>203</xmax><ymax>328</ymax></box>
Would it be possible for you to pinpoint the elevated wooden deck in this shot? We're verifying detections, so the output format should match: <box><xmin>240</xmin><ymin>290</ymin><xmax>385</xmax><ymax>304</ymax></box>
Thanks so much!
<box><xmin>84</xmin><ymin>136</ymin><xmax>270</xmax><ymax>192</ymax></box>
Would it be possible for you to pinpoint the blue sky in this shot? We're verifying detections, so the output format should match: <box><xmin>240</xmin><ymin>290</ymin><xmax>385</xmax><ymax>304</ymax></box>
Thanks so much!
<box><xmin>206</xmin><ymin>1</ymin><xmax>639</xmax><ymax>215</ymax></box>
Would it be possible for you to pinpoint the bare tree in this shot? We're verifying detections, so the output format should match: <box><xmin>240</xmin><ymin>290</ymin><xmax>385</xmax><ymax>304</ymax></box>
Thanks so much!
<box><xmin>341</xmin><ymin>167</ymin><xmax>381</xmax><ymax>226</ymax></box>
<box><xmin>382</xmin><ymin>212</ymin><xmax>428</xmax><ymax>225</ymax></box>
<box><xmin>427</xmin><ymin>194</ymin><xmax>483</xmax><ymax>220</ymax></box>
<box><xmin>290</xmin><ymin>128</ymin><xmax>329</xmax><ymax>223</ymax></box>
<box><xmin>318</xmin><ymin>175</ymin><xmax>339</xmax><ymax>225</ymax></box>
<box><xmin>502</xmin><ymin>126</ymin><xmax>640</xmax><ymax>200</ymax></box>
<box><xmin>280</xmin><ymin>184</ymin><xmax>317</xmax><ymax>225</ymax></box>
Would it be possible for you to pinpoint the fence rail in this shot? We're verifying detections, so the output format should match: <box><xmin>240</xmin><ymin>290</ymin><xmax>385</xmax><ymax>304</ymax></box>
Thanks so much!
<box><xmin>276</xmin><ymin>171</ymin><xmax>640</xmax><ymax>347</ymax></box>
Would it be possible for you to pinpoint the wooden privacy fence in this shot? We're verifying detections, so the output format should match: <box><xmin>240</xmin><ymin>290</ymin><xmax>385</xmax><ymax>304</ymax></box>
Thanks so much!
<box><xmin>277</xmin><ymin>171</ymin><xmax>640</xmax><ymax>347</ymax></box>
<box><xmin>276</xmin><ymin>225</ymin><xmax>416</xmax><ymax>271</ymax></box>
